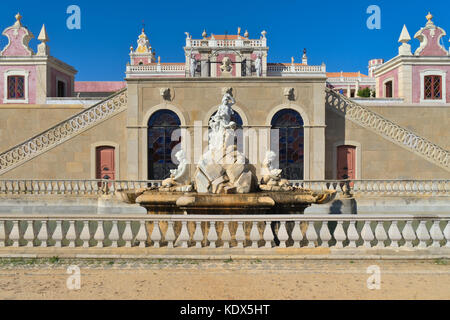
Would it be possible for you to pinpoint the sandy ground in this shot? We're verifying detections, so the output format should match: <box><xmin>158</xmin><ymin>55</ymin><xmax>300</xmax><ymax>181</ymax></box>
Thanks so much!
<box><xmin>0</xmin><ymin>259</ymin><xmax>449</xmax><ymax>300</ymax></box>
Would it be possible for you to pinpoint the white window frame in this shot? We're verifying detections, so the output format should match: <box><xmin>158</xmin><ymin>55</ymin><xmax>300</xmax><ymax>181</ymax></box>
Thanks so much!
<box><xmin>3</xmin><ymin>70</ymin><xmax>29</xmax><ymax>104</ymax></box>
<box><xmin>420</xmin><ymin>70</ymin><xmax>447</xmax><ymax>104</ymax></box>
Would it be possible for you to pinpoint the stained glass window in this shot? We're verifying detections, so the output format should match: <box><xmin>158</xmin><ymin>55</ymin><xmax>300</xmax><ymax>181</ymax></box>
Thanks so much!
<box><xmin>271</xmin><ymin>109</ymin><xmax>304</xmax><ymax>180</ymax></box>
<box><xmin>147</xmin><ymin>110</ymin><xmax>181</xmax><ymax>180</ymax></box>
<box><xmin>7</xmin><ymin>76</ymin><xmax>25</xmax><ymax>99</ymax></box>
<box><xmin>424</xmin><ymin>75</ymin><xmax>442</xmax><ymax>100</ymax></box>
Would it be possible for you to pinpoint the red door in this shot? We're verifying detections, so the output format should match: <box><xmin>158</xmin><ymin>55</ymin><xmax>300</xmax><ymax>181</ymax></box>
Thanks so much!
<box><xmin>96</xmin><ymin>146</ymin><xmax>115</xmax><ymax>180</ymax></box>
<box><xmin>337</xmin><ymin>145</ymin><xmax>356</xmax><ymax>180</ymax></box>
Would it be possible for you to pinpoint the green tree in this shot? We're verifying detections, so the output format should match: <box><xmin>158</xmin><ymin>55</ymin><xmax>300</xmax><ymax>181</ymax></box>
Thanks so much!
<box><xmin>357</xmin><ymin>87</ymin><xmax>372</xmax><ymax>98</ymax></box>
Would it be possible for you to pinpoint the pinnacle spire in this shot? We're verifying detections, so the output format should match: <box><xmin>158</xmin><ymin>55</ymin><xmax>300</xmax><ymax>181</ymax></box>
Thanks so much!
<box><xmin>38</xmin><ymin>24</ymin><xmax>49</xmax><ymax>42</ymax></box>
<box><xmin>398</xmin><ymin>25</ymin><xmax>411</xmax><ymax>43</ymax></box>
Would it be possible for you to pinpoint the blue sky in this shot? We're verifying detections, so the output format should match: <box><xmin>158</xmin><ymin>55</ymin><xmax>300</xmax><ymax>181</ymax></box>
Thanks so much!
<box><xmin>1</xmin><ymin>0</ymin><xmax>448</xmax><ymax>80</ymax></box>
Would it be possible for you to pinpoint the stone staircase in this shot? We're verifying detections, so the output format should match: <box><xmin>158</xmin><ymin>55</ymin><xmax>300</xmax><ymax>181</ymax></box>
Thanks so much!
<box><xmin>325</xmin><ymin>88</ymin><xmax>450</xmax><ymax>172</ymax></box>
<box><xmin>0</xmin><ymin>89</ymin><xmax>128</xmax><ymax>176</ymax></box>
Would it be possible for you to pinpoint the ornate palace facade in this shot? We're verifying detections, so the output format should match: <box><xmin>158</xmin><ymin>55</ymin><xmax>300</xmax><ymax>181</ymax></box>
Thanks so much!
<box><xmin>0</xmin><ymin>13</ymin><xmax>448</xmax><ymax>182</ymax></box>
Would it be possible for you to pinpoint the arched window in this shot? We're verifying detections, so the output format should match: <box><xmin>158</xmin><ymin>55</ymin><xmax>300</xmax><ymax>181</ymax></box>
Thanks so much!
<box><xmin>424</xmin><ymin>75</ymin><xmax>442</xmax><ymax>100</ymax></box>
<box><xmin>270</xmin><ymin>109</ymin><xmax>304</xmax><ymax>180</ymax></box>
<box><xmin>147</xmin><ymin>110</ymin><xmax>181</xmax><ymax>180</ymax></box>
<box><xmin>384</xmin><ymin>81</ymin><xmax>393</xmax><ymax>98</ymax></box>
<box><xmin>209</xmin><ymin>110</ymin><xmax>244</xmax><ymax>153</ymax></box>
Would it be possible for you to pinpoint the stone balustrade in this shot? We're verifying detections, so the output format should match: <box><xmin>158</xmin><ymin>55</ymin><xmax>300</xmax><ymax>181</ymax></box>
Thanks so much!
<box><xmin>267</xmin><ymin>64</ymin><xmax>326</xmax><ymax>76</ymax></box>
<box><xmin>186</xmin><ymin>39</ymin><xmax>266</xmax><ymax>48</ymax></box>
<box><xmin>0</xmin><ymin>179</ymin><xmax>162</xmax><ymax>195</ymax></box>
<box><xmin>0</xmin><ymin>179</ymin><xmax>448</xmax><ymax>196</ymax></box>
<box><xmin>290</xmin><ymin>180</ymin><xmax>450</xmax><ymax>196</ymax></box>
<box><xmin>126</xmin><ymin>64</ymin><xmax>185</xmax><ymax>73</ymax></box>
<box><xmin>0</xmin><ymin>213</ymin><xmax>448</xmax><ymax>249</ymax></box>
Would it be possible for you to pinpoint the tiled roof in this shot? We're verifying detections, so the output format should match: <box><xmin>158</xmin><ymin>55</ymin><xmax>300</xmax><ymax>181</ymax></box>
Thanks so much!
<box><xmin>74</xmin><ymin>81</ymin><xmax>126</xmax><ymax>93</ymax></box>
<box><xmin>327</xmin><ymin>72</ymin><xmax>369</xmax><ymax>78</ymax></box>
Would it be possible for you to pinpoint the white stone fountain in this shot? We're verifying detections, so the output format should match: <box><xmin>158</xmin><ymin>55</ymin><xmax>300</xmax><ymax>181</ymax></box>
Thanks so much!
<box><xmin>193</xmin><ymin>88</ymin><xmax>257</xmax><ymax>194</ymax></box>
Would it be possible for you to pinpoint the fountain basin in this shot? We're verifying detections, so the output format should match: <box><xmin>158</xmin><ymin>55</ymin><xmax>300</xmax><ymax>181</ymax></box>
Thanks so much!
<box><xmin>132</xmin><ymin>189</ymin><xmax>336</xmax><ymax>215</ymax></box>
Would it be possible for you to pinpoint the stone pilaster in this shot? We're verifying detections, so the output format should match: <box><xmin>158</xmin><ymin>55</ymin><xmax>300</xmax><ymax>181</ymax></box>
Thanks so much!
<box><xmin>126</xmin><ymin>83</ymin><xmax>140</xmax><ymax>180</ymax></box>
<box><xmin>310</xmin><ymin>82</ymin><xmax>326</xmax><ymax>180</ymax></box>
<box><xmin>398</xmin><ymin>64</ymin><xmax>413</xmax><ymax>103</ymax></box>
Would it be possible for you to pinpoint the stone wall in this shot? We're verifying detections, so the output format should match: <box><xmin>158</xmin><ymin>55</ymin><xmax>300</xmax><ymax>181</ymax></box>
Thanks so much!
<box><xmin>0</xmin><ymin>105</ymin><xmax>83</xmax><ymax>152</ymax></box>
<box><xmin>126</xmin><ymin>78</ymin><xmax>327</xmax><ymax>181</ymax></box>
<box><xmin>0</xmin><ymin>110</ymin><xmax>128</xmax><ymax>179</ymax></box>
<box><xmin>325</xmin><ymin>105</ymin><xmax>450</xmax><ymax>180</ymax></box>
<box><xmin>366</xmin><ymin>104</ymin><xmax>450</xmax><ymax>150</ymax></box>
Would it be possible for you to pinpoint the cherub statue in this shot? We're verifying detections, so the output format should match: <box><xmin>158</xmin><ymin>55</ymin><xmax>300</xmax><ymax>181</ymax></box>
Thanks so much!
<box><xmin>161</xmin><ymin>150</ymin><xmax>191</xmax><ymax>189</ymax></box>
<box><xmin>260</xmin><ymin>150</ymin><xmax>289</xmax><ymax>188</ymax></box>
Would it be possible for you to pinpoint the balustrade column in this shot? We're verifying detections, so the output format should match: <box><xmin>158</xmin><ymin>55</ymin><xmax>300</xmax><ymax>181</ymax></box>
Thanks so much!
<box><xmin>37</xmin><ymin>221</ymin><xmax>48</xmax><ymax>247</ymax></box>
<box><xmin>306</xmin><ymin>221</ymin><xmax>318</xmax><ymax>248</ymax></box>
<box><xmin>23</xmin><ymin>220</ymin><xmax>35</xmax><ymax>247</ymax></box>
<box><xmin>250</xmin><ymin>222</ymin><xmax>260</xmax><ymax>248</ymax></box>
<box><xmin>94</xmin><ymin>220</ymin><xmax>105</xmax><ymax>247</ymax></box>
<box><xmin>136</xmin><ymin>220</ymin><xmax>148</xmax><ymax>248</ymax></box>
<box><xmin>263</xmin><ymin>221</ymin><xmax>274</xmax><ymax>248</ymax></box>
<box><xmin>222</xmin><ymin>222</ymin><xmax>232</xmax><ymax>249</ymax></box>
<box><xmin>235</xmin><ymin>222</ymin><xmax>245</xmax><ymax>248</ymax></box>
<box><xmin>80</xmin><ymin>221</ymin><xmax>91</xmax><ymax>248</ymax></box>
<box><xmin>207</xmin><ymin>221</ymin><xmax>218</xmax><ymax>248</ymax></box>
<box><xmin>277</xmin><ymin>221</ymin><xmax>289</xmax><ymax>248</ymax></box>
<box><xmin>291</xmin><ymin>221</ymin><xmax>303</xmax><ymax>248</ymax></box>
<box><xmin>319</xmin><ymin>221</ymin><xmax>332</xmax><ymax>248</ymax></box>
<box><xmin>123</xmin><ymin>221</ymin><xmax>134</xmax><ymax>248</ymax></box>
<box><xmin>0</xmin><ymin>221</ymin><xmax>5</xmax><ymax>247</ymax></box>
<box><xmin>66</xmin><ymin>221</ymin><xmax>77</xmax><ymax>247</ymax></box>
<box><xmin>193</xmin><ymin>221</ymin><xmax>204</xmax><ymax>248</ymax></box>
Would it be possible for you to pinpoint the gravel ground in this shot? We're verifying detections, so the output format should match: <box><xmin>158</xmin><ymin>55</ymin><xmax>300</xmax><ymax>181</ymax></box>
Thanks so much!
<box><xmin>0</xmin><ymin>259</ymin><xmax>449</xmax><ymax>300</ymax></box>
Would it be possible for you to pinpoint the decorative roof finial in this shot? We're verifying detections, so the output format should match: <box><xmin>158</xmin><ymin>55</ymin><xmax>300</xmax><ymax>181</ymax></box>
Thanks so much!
<box><xmin>38</xmin><ymin>24</ymin><xmax>49</xmax><ymax>43</ymax></box>
<box><xmin>426</xmin><ymin>12</ymin><xmax>433</xmax><ymax>22</ymax></box>
<box><xmin>37</xmin><ymin>24</ymin><xmax>50</xmax><ymax>56</ymax></box>
<box><xmin>244</xmin><ymin>30</ymin><xmax>249</xmax><ymax>38</ymax></box>
<box><xmin>202</xmin><ymin>29</ymin><xmax>207</xmax><ymax>38</ymax></box>
<box><xmin>14</xmin><ymin>12</ymin><xmax>23</xmax><ymax>27</ymax></box>
<box><xmin>398</xmin><ymin>24</ymin><xmax>411</xmax><ymax>43</ymax></box>
<box><xmin>237</xmin><ymin>27</ymin><xmax>241</xmax><ymax>35</ymax></box>
<box><xmin>136</xmin><ymin>27</ymin><xmax>151</xmax><ymax>54</ymax></box>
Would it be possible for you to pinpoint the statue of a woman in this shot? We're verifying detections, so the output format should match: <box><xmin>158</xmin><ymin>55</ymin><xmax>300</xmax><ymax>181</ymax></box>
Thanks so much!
<box><xmin>208</xmin><ymin>91</ymin><xmax>237</xmax><ymax>151</ymax></box>
<box><xmin>255</xmin><ymin>52</ymin><xmax>262</xmax><ymax>77</ymax></box>
<box><xmin>189</xmin><ymin>53</ymin><xmax>197</xmax><ymax>77</ymax></box>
